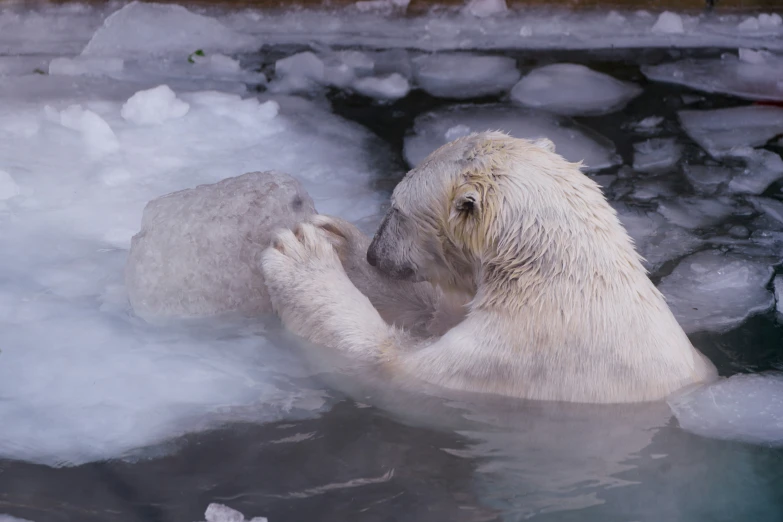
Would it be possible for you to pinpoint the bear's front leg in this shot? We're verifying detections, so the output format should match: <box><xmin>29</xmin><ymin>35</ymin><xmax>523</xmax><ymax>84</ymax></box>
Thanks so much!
<box><xmin>261</xmin><ymin>223</ymin><xmax>395</xmax><ymax>360</ymax></box>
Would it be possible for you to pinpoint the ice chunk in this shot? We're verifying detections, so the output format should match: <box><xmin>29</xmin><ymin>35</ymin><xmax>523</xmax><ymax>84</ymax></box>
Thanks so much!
<box><xmin>658</xmin><ymin>249</ymin><xmax>775</xmax><ymax>333</ymax></box>
<box><xmin>48</xmin><ymin>56</ymin><xmax>123</xmax><ymax>77</ymax></box>
<box><xmin>126</xmin><ymin>171</ymin><xmax>315</xmax><ymax>321</ymax></box>
<box><xmin>683</xmin><ymin>164</ymin><xmax>733</xmax><ymax>195</ymax></box>
<box><xmin>412</xmin><ymin>53</ymin><xmax>520</xmax><ymax>99</ymax></box>
<box><xmin>465</xmin><ymin>0</ymin><xmax>508</xmax><ymax>18</ymax></box>
<box><xmin>612</xmin><ymin>203</ymin><xmax>702</xmax><ymax>272</ymax></box>
<box><xmin>775</xmin><ymin>275</ymin><xmax>783</xmax><ymax>315</ymax></box>
<box><xmin>644</xmin><ymin>53</ymin><xmax>783</xmax><ymax>102</ymax></box>
<box><xmin>404</xmin><ymin>104</ymin><xmax>621</xmax><ymax>172</ymax></box>
<box><xmin>0</xmin><ymin>516</ymin><xmax>34</xmax><ymax>522</ymax></box>
<box><xmin>657</xmin><ymin>197</ymin><xmax>738</xmax><ymax>230</ymax></box>
<box><xmin>670</xmin><ymin>373</ymin><xmax>783</xmax><ymax>446</ymax></box>
<box><xmin>510</xmin><ymin>64</ymin><xmax>642</xmax><ymax>116</ymax></box>
<box><xmin>352</xmin><ymin>73</ymin><xmax>410</xmax><ymax>100</ymax></box>
<box><xmin>81</xmin><ymin>1</ymin><xmax>256</xmax><ymax>57</ymax></box>
<box><xmin>0</xmin><ymin>170</ymin><xmax>20</xmax><ymax>200</ymax></box>
<box><xmin>121</xmin><ymin>85</ymin><xmax>190</xmax><ymax>125</ymax></box>
<box><xmin>748</xmin><ymin>196</ymin><xmax>783</xmax><ymax>227</ymax></box>
<box><xmin>632</xmin><ymin>138</ymin><xmax>682</xmax><ymax>172</ymax></box>
<box><xmin>198</xmin><ymin>503</ymin><xmax>268</xmax><ymax>522</ymax></box>
<box><xmin>725</xmin><ymin>148</ymin><xmax>783</xmax><ymax>195</ymax></box>
<box><xmin>58</xmin><ymin>104</ymin><xmax>120</xmax><ymax>158</ymax></box>
<box><xmin>271</xmin><ymin>52</ymin><xmax>326</xmax><ymax>93</ymax></box>
<box><xmin>678</xmin><ymin>106</ymin><xmax>783</xmax><ymax>157</ymax></box>
<box><xmin>651</xmin><ymin>12</ymin><xmax>685</xmax><ymax>34</ymax></box>
<box><xmin>632</xmin><ymin>115</ymin><xmax>664</xmax><ymax>133</ymax></box>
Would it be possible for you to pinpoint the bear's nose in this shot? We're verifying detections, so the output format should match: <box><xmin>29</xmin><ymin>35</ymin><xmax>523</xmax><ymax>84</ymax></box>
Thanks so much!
<box><xmin>366</xmin><ymin>248</ymin><xmax>378</xmax><ymax>267</ymax></box>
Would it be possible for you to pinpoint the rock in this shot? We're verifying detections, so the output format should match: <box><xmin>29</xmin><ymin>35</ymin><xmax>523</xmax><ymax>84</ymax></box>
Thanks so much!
<box><xmin>125</xmin><ymin>171</ymin><xmax>315</xmax><ymax>321</ymax></box>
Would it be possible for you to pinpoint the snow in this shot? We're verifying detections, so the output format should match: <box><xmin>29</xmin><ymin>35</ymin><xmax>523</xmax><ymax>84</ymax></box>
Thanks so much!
<box><xmin>651</xmin><ymin>12</ymin><xmax>685</xmax><ymax>35</ymax></box>
<box><xmin>125</xmin><ymin>171</ymin><xmax>315</xmax><ymax>321</ymax></box>
<box><xmin>642</xmin><ymin>51</ymin><xmax>783</xmax><ymax>102</ymax></box>
<box><xmin>678</xmin><ymin>106</ymin><xmax>783</xmax><ymax>157</ymax></box>
<box><xmin>0</xmin><ymin>38</ymin><xmax>393</xmax><ymax>465</ymax></box>
<box><xmin>272</xmin><ymin>52</ymin><xmax>326</xmax><ymax>93</ymax></box>
<box><xmin>658</xmin><ymin>249</ymin><xmax>775</xmax><ymax>333</ymax></box>
<box><xmin>412</xmin><ymin>53</ymin><xmax>520</xmax><ymax>99</ymax></box>
<box><xmin>352</xmin><ymin>73</ymin><xmax>410</xmax><ymax>100</ymax></box>
<box><xmin>632</xmin><ymin>138</ymin><xmax>682</xmax><ymax>173</ymax></box>
<box><xmin>121</xmin><ymin>84</ymin><xmax>190</xmax><ymax>125</ymax></box>
<box><xmin>404</xmin><ymin>105</ymin><xmax>621</xmax><ymax>172</ymax></box>
<box><xmin>670</xmin><ymin>372</ymin><xmax>783</xmax><ymax>447</ymax></box>
<box><xmin>510</xmin><ymin>64</ymin><xmax>641</xmax><ymax>116</ymax></box>
<box><xmin>81</xmin><ymin>1</ymin><xmax>256</xmax><ymax>57</ymax></box>
<box><xmin>200</xmin><ymin>503</ymin><xmax>268</xmax><ymax>522</ymax></box>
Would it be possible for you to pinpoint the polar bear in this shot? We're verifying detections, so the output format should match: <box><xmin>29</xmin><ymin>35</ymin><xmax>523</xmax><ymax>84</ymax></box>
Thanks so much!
<box><xmin>261</xmin><ymin>131</ymin><xmax>717</xmax><ymax>403</ymax></box>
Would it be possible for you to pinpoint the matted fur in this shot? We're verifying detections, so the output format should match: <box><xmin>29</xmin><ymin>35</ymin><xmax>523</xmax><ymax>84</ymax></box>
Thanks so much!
<box><xmin>261</xmin><ymin>132</ymin><xmax>717</xmax><ymax>403</ymax></box>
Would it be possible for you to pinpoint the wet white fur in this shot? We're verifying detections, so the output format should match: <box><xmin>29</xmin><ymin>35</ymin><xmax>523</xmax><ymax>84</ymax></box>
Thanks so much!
<box><xmin>261</xmin><ymin>132</ymin><xmax>716</xmax><ymax>403</ymax></box>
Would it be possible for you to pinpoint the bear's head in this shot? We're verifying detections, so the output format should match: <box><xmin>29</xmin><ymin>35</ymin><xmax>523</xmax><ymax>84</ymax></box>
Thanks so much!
<box><xmin>367</xmin><ymin>131</ymin><xmax>641</xmax><ymax>298</ymax></box>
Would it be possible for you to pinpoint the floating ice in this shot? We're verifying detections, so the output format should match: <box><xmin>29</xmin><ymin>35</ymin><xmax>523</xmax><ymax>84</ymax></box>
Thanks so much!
<box><xmin>199</xmin><ymin>503</ymin><xmax>268</xmax><ymax>522</ymax></box>
<box><xmin>642</xmin><ymin>52</ymin><xmax>783</xmax><ymax>102</ymax></box>
<box><xmin>404</xmin><ymin>105</ymin><xmax>621</xmax><ymax>172</ymax></box>
<box><xmin>632</xmin><ymin>115</ymin><xmax>664</xmax><ymax>133</ymax></box>
<box><xmin>465</xmin><ymin>0</ymin><xmax>508</xmax><ymax>18</ymax></box>
<box><xmin>412</xmin><ymin>53</ymin><xmax>520</xmax><ymax>99</ymax></box>
<box><xmin>48</xmin><ymin>56</ymin><xmax>124</xmax><ymax>77</ymax></box>
<box><xmin>738</xmin><ymin>13</ymin><xmax>783</xmax><ymax>32</ymax></box>
<box><xmin>775</xmin><ymin>275</ymin><xmax>783</xmax><ymax>315</ymax></box>
<box><xmin>725</xmin><ymin>148</ymin><xmax>783</xmax><ymax>195</ymax></box>
<box><xmin>670</xmin><ymin>372</ymin><xmax>783</xmax><ymax>446</ymax></box>
<box><xmin>0</xmin><ymin>170</ymin><xmax>20</xmax><ymax>200</ymax></box>
<box><xmin>120</xmin><ymin>84</ymin><xmax>190</xmax><ymax>125</ymax></box>
<box><xmin>632</xmin><ymin>138</ymin><xmax>682</xmax><ymax>173</ymax></box>
<box><xmin>0</xmin><ymin>516</ymin><xmax>34</xmax><ymax>522</ymax></box>
<box><xmin>510</xmin><ymin>63</ymin><xmax>642</xmax><ymax>116</ymax></box>
<box><xmin>0</xmin><ymin>77</ymin><xmax>391</xmax><ymax>465</ymax></box>
<box><xmin>683</xmin><ymin>164</ymin><xmax>734</xmax><ymax>195</ymax></box>
<box><xmin>612</xmin><ymin>203</ymin><xmax>702</xmax><ymax>272</ymax></box>
<box><xmin>272</xmin><ymin>52</ymin><xmax>326</xmax><ymax>93</ymax></box>
<box><xmin>81</xmin><ymin>1</ymin><xmax>256</xmax><ymax>57</ymax></box>
<box><xmin>658</xmin><ymin>249</ymin><xmax>775</xmax><ymax>333</ymax></box>
<box><xmin>352</xmin><ymin>73</ymin><xmax>410</xmax><ymax>100</ymax></box>
<box><xmin>657</xmin><ymin>197</ymin><xmax>739</xmax><ymax>230</ymax></box>
<box><xmin>678</xmin><ymin>106</ymin><xmax>783</xmax><ymax>157</ymax></box>
<box><xmin>651</xmin><ymin>12</ymin><xmax>685</xmax><ymax>35</ymax></box>
<box><xmin>57</xmin><ymin>104</ymin><xmax>120</xmax><ymax>159</ymax></box>
<box><xmin>747</xmin><ymin>196</ymin><xmax>783</xmax><ymax>228</ymax></box>
<box><xmin>126</xmin><ymin>171</ymin><xmax>315</xmax><ymax>321</ymax></box>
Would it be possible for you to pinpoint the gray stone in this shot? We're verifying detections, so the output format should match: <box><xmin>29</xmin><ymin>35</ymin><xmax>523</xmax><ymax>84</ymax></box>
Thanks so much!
<box><xmin>125</xmin><ymin>171</ymin><xmax>315</xmax><ymax>321</ymax></box>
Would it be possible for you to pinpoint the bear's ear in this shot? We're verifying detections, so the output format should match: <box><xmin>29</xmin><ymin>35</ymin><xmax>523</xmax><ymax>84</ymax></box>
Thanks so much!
<box><xmin>531</xmin><ymin>138</ymin><xmax>556</xmax><ymax>153</ymax></box>
<box><xmin>453</xmin><ymin>186</ymin><xmax>480</xmax><ymax>216</ymax></box>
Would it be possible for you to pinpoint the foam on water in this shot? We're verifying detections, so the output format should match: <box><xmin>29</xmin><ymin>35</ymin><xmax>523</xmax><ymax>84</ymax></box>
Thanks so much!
<box><xmin>670</xmin><ymin>373</ymin><xmax>783</xmax><ymax>446</ymax></box>
<box><xmin>658</xmin><ymin>249</ymin><xmax>775</xmax><ymax>333</ymax></box>
<box><xmin>403</xmin><ymin>104</ymin><xmax>621</xmax><ymax>172</ymax></box>
<box><xmin>510</xmin><ymin>63</ymin><xmax>641</xmax><ymax>116</ymax></box>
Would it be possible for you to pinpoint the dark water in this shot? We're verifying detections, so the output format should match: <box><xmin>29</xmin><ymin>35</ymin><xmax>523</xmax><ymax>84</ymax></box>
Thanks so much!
<box><xmin>2</xmin><ymin>46</ymin><xmax>783</xmax><ymax>522</ymax></box>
